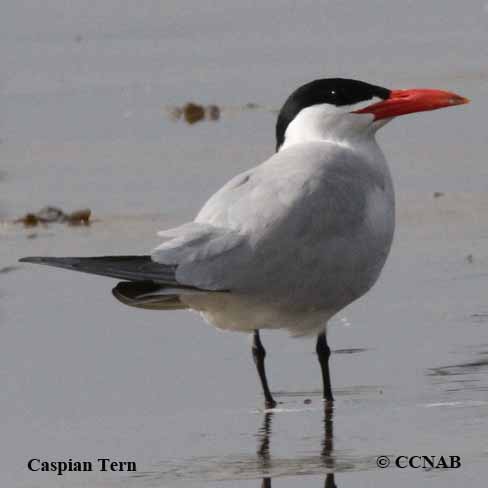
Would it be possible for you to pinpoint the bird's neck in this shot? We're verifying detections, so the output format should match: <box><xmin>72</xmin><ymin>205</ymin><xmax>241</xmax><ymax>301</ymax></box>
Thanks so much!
<box><xmin>280</xmin><ymin>108</ymin><xmax>376</xmax><ymax>152</ymax></box>
<box><xmin>279</xmin><ymin>111</ymin><xmax>392</xmax><ymax>182</ymax></box>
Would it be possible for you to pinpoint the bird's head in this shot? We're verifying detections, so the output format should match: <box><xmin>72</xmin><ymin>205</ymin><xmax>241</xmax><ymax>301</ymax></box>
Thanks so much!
<box><xmin>276</xmin><ymin>78</ymin><xmax>469</xmax><ymax>151</ymax></box>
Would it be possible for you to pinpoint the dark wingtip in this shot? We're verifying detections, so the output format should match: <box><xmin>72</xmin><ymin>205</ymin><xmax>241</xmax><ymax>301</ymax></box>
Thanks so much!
<box><xmin>19</xmin><ymin>257</ymin><xmax>44</xmax><ymax>263</ymax></box>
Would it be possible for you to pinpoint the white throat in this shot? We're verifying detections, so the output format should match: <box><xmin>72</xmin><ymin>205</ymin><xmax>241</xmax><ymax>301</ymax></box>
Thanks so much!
<box><xmin>280</xmin><ymin>99</ymin><xmax>388</xmax><ymax>151</ymax></box>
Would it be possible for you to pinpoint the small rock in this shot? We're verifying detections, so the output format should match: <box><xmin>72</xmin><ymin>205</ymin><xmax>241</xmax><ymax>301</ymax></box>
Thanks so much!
<box><xmin>183</xmin><ymin>103</ymin><xmax>205</xmax><ymax>124</ymax></box>
<box><xmin>18</xmin><ymin>213</ymin><xmax>39</xmax><ymax>227</ymax></box>
<box><xmin>37</xmin><ymin>206</ymin><xmax>64</xmax><ymax>223</ymax></box>
<box><xmin>15</xmin><ymin>207</ymin><xmax>91</xmax><ymax>227</ymax></box>
<box><xmin>65</xmin><ymin>208</ymin><xmax>91</xmax><ymax>225</ymax></box>
<box><xmin>466</xmin><ymin>254</ymin><xmax>474</xmax><ymax>263</ymax></box>
<box><xmin>206</xmin><ymin>105</ymin><xmax>220</xmax><ymax>121</ymax></box>
<box><xmin>433</xmin><ymin>192</ymin><xmax>445</xmax><ymax>198</ymax></box>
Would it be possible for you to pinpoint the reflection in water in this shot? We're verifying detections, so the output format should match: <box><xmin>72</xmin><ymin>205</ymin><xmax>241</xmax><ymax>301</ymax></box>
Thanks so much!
<box><xmin>257</xmin><ymin>412</ymin><xmax>272</xmax><ymax>487</ymax></box>
<box><xmin>130</xmin><ymin>399</ymin><xmax>379</xmax><ymax>482</ymax></box>
<box><xmin>256</xmin><ymin>405</ymin><xmax>337</xmax><ymax>487</ymax></box>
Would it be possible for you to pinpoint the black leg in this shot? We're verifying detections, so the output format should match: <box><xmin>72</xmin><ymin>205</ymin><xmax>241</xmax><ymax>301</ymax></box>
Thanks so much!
<box><xmin>316</xmin><ymin>331</ymin><xmax>334</xmax><ymax>402</ymax></box>
<box><xmin>252</xmin><ymin>330</ymin><xmax>277</xmax><ymax>409</ymax></box>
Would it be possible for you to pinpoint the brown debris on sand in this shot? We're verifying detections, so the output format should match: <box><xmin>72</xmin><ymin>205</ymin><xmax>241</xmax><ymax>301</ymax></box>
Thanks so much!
<box><xmin>171</xmin><ymin>103</ymin><xmax>221</xmax><ymax>124</ymax></box>
<box><xmin>165</xmin><ymin>101</ymin><xmax>277</xmax><ymax>125</ymax></box>
<box><xmin>168</xmin><ymin>103</ymin><xmax>220</xmax><ymax>124</ymax></box>
<box><xmin>207</xmin><ymin>104</ymin><xmax>220</xmax><ymax>121</ymax></box>
<box><xmin>183</xmin><ymin>103</ymin><xmax>205</xmax><ymax>124</ymax></box>
<box><xmin>167</xmin><ymin>102</ymin><xmax>274</xmax><ymax>125</ymax></box>
<box><xmin>15</xmin><ymin>206</ymin><xmax>91</xmax><ymax>227</ymax></box>
<box><xmin>65</xmin><ymin>209</ymin><xmax>91</xmax><ymax>225</ymax></box>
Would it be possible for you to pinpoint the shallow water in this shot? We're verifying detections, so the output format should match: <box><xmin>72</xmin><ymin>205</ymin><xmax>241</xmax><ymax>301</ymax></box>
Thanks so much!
<box><xmin>1</xmin><ymin>1</ymin><xmax>488</xmax><ymax>486</ymax></box>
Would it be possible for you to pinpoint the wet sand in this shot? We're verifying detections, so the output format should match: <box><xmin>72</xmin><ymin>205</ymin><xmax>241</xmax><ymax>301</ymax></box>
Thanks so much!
<box><xmin>1</xmin><ymin>1</ymin><xmax>487</xmax><ymax>486</ymax></box>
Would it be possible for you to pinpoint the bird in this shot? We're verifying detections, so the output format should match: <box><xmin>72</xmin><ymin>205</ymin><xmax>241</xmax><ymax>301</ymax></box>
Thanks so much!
<box><xmin>19</xmin><ymin>78</ymin><xmax>469</xmax><ymax>408</ymax></box>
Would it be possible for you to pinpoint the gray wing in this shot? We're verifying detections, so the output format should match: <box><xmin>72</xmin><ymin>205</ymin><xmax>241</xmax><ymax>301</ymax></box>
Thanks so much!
<box><xmin>151</xmin><ymin>222</ymin><xmax>247</xmax><ymax>290</ymax></box>
<box><xmin>153</xmin><ymin>142</ymin><xmax>393</xmax><ymax>300</ymax></box>
<box><xmin>196</xmin><ymin>142</ymin><xmax>385</xmax><ymax>232</ymax></box>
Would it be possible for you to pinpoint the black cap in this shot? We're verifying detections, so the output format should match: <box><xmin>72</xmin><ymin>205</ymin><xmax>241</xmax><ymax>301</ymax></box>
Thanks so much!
<box><xmin>276</xmin><ymin>78</ymin><xmax>390</xmax><ymax>150</ymax></box>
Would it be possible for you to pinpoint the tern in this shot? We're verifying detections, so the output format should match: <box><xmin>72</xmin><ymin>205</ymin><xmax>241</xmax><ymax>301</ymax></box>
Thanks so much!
<box><xmin>20</xmin><ymin>78</ymin><xmax>468</xmax><ymax>408</ymax></box>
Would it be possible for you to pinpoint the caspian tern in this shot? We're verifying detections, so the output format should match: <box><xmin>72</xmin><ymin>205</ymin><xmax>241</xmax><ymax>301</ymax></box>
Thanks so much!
<box><xmin>20</xmin><ymin>78</ymin><xmax>469</xmax><ymax>408</ymax></box>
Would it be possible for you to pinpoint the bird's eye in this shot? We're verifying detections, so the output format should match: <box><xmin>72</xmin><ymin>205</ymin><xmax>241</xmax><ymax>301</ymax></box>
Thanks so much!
<box><xmin>330</xmin><ymin>90</ymin><xmax>336</xmax><ymax>96</ymax></box>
